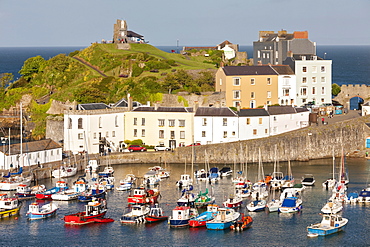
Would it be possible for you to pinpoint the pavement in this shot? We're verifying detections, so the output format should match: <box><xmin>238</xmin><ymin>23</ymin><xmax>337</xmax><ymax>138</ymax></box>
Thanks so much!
<box><xmin>318</xmin><ymin>110</ymin><xmax>362</xmax><ymax>125</ymax></box>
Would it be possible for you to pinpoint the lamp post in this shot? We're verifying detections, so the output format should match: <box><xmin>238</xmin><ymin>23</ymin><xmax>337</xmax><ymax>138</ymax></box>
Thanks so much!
<box><xmin>1</xmin><ymin>137</ymin><xmax>8</xmax><ymax>170</ymax></box>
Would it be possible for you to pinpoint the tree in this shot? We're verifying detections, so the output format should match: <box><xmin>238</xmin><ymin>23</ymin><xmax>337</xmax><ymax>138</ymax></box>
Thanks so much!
<box><xmin>18</xmin><ymin>56</ymin><xmax>46</xmax><ymax>81</ymax></box>
<box><xmin>332</xmin><ymin>83</ymin><xmax>341</xmax><ymax>96</ymax></box>
<box><xmin>0</xmin><ymin>73</ymin><xmax>14</xmax><ymax>88</ymax></box>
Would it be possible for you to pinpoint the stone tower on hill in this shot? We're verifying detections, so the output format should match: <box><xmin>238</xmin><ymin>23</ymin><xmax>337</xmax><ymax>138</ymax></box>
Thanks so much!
<box><xmin>113</xmin><ymin>19</ymin><xmax>146</xmax><ymax>45</ymax></box>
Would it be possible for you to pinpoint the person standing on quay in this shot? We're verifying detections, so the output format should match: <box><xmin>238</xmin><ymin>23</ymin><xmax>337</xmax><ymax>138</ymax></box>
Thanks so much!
<box><xmin>322</xmin><ymin>117</ymin><xmax>325</xmax><ymax>125</ymax></box>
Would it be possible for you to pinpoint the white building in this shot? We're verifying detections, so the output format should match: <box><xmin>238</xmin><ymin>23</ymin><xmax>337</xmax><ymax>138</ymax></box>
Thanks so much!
<box><xmin>276</xmin><ymin>69</ymin><xmax>297</xmax><ymax>106</ymax></box>
<box><xmin>268</xmin><ymin>106</ymin><xmax>309</xmax><ymax>135</ymax></box>
<box><xmin>238</xmin><ymin>108</ymin><xmax>270</xmax><ymax>141</ymax></box>
<box><xmin>194</xmin><ymin>107</ymin><xmax>238</xmax><ymax>145</ymax></box>
<box><xmin>0</xmin><ymin>139</ymin><xmax>62</xmax><ymax>170</ymax></box>
<box><xmin>284</xmin><ymin>54</ymin><xmax>332</xmax><ymax>106</ymax></box>
<box><xmin>124</xmin><ymin>106</ymin><xmax>194</xmax><ymax>149</ymax></box>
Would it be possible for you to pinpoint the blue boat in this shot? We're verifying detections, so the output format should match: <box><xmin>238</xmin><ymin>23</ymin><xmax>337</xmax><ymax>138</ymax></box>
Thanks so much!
<box><xmin>208</xmin><ymin>167</ymin><xmax>220</xmax><ymax>183</ymax></box>
<box><xmin>206</xmin><ymin>208</ymin><xmax>240</xmax><ymax>230</ymax></box>
<box><xmin>278</xmin><ymin>197</ymin><xmax>302</xmax><ymax>213</ymax></box>
<box><xmin>307</xmin><ymin>213</ymin><xmax>348</xmax><ymax>237</ymax></box>
<box><xmin>35</xmin><ymin>181</ymin><xmax>68</xmax><ymax>200</ymax></box>
<box><xmin>189</xmin><ymin>204</ymin><xmax>218</xmax><ymax>227</ymax></box>
<box><xmin>78</xmin><ymin>184</ymin><xmax>106</xmax><ymax>202</ymax></box>
<box><xmin>26</xmin><ymin>202</ymin><xmax>59</xmax><ymax>220</ymax></box>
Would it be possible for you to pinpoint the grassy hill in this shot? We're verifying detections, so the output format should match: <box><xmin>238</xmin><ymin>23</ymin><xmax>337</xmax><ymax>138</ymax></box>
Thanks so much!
<box><xmin>1</xmin><ymin>43</ymin><xmax>221</xmax><ymax>139</ymax></box>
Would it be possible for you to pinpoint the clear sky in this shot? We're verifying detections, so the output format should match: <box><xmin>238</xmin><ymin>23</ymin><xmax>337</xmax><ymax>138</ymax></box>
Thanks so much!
<box><xmin>1</xmin><ymin>0</ymin><xmax>369</xmax><ymax>47</ymax></box>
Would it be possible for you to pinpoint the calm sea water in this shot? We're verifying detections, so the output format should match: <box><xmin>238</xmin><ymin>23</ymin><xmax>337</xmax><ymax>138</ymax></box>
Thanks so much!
<box><xmin>1</xmin><ymin>158</ymin><xmax>370</xmax><ymax>246</ymax></box>
<box><xmin>0</xmin><ymin>45</ymin><xmax>369</xmax><ymax>86</ymax></box>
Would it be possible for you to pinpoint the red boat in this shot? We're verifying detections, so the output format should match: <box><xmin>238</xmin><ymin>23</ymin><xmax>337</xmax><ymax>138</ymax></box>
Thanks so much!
<box><xmin>63</xmin><ymin>198</ymin><xmax>114</xmax><ymax>225</ymax></box>
<box><xmin>189</xmin><ymin>204</ymin><xmax>218</xmax><ymax>227</ymax></box>
<box><xmin>145</xmin><ymin>204</ymin><xmax>168</xmax><ymax>223</ymax></box>
<box><xmin>230</xmin><ymin>214</ymin><xmax>253</xmax><ymax>231</ymax></box>
<box><xmin>127</xmin><ymin>187</ymin><xmax>160</xmax><ymax>204</ymax></box>
<box><xmin>35</xmin><ymin>181</ymin><xmax>68</xmax><ymax>200</ymax></box>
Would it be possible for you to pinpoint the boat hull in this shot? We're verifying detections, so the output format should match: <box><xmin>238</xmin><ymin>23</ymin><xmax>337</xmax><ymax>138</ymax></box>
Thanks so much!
<box><xmin>64</xmin><ymin>212</ymin><xmax>108</xmax><ymax>225</ymax></box>
<box><xmin>189</xmin><ymin>219</ymin><xmax>207</xmax><ymax>227</ymax></box>
<box><xmin>307</xmin><ymin>224</ymin><xmax>346</xmax><ymax>236</ymax></box>
<box><xmin>206</xmin><ymin>221</ymin><xmax>233</xmax><ymax>230</ymax></box>
<box><xmin>0</xmin><ymin>204</ymin><xmax>21</xmax><ymax>218</ymax></box>
<box><xmin>145</xmin><ymin>215</ymin><xmax>168</xmax><ymax>223</ymax></box>
<box><xmin>169</xmin><ymin>219</ymin><xmax>189</xmax><ymax>227</ymax></box>
<box><xmin>27</xmin><ymin>209</ymin><xmax>58</xmax><ymax>220</ymax></box>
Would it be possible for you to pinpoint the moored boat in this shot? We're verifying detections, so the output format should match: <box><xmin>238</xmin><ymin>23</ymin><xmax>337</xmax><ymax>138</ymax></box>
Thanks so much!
<box><xmin>98</xmin><ymin>166</ymin><xmax>114</xmax><ymax>177</ymax></box>
<box><xmin>51</xmin><ymin>178</ymin><xmax>88</xmax><ymax>201</ymax></box>
<box><xmin>0</xmin><ymin>174</ymin><xmax>33</xmax><ymax>191</ymax></box>
<box><xmin>63</xmin><ymin>198</ymin><xmax>114</xmax><ymax>225</ymax></box>
<box><xmin>15</xmin><ymin>184</ymin><xmax>46</xmax><ymax>200</ymax></box>
<box><xmin>78</xmin><ymin>184</ymin><xmax>106</xmax><ymax>202</ymax></box>
<box><xmin>120</xmin><ymin>204</ymin><xmax>150</xmax><ymax>224</ymax></box>
<box><xmin>35</xmin><ymin>181</ymin><xmax>68</xmax><ymax>200</ymax></box>
<box><xmin>0</xmin><ymin>194</ymin><xmax>22</xmax><ymax>218</ymax></box>
<box><xmin>189</xmin><ymin>204</ymin><xmax>218</xmax><ymax>227</ymax></box>
<box><xmin>26</xmin><ymin>201</ymin><xmax>59</xmax><ymax>220</ymax></box>
<box><xmin>145</xmin><ymin>204</ymin><xmax>169</xmax><ymax>223</ymax></box>
<box><xmin>247</xmin><ymin>199</ymin><xmax>267</xmax><ymax>212</ymax></box>
<box><xmin>52</xmin><ymin>166</ymin><xmax>77</xmax><ymax>178</ymax></box>
<box><xmin>168</xmin><ymin>206</ymin><xmax>198</xmax><ymax>227</ymax></box>
<box><xmin>230</xmin><ymin>213</ymin><xmax>253</xmax><ymax>231</ymax></box>
<box><xmin>127</xmin><ymin>187</ymin><xmax>160</xmax><ymax>205</ymax></box>
<box><xmin>194</xmin><ymin>188</ymin><xmax>216</xmax><ymax>208</ymax></box>
<box><xmin>307</xmin><ymin>213</ymin><xmax>348</xmax><ymax>237</ymax></box>
<box><xmin>223</xmin><ymin>194</ymin><xmax>243</xmax><ymax>208</ymax></box>
<box><xmin>302</xmin><ymin>174</ymin><xmax>315</xmax><ymax>186</ymax></box>
<box><xmin>206</xmin><ymin>208</ymin><xmax>240</xmax><ymax>230</ymax></box>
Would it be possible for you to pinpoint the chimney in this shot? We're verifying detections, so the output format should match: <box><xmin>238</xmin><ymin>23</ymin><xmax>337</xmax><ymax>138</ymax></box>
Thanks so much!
<box><xmin>147</xmin><ymin>101</ymin><xmax>150</xmax><ymax>106</ymax></box>
<box><xmin>154</xmin><ymin>102</ymin><xmax>159</xmax><ymax>111</ymax></box>
<box><xmin>127</xmin><ymin>94</ymin><xmax>133</xmax><ymax>111</ymax></box>
<box><xmin>237</xmin><ymin>103</ymin><xmax>241</xmax><ymax>112</ymax></box>
<box><xmin>194</xmin><ymin>101</ymin><xmax>199</xmax><ymax>113</ymax></box>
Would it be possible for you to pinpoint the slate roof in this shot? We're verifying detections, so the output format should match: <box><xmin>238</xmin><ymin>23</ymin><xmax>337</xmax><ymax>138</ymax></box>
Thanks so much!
<box><xmin>271</xmin><ymin>65</ymin><xmax>295</xmax><ymax>75</ymax></box>
<box><xmin>267</xmin><ymin>106</ymin><xmax>296</xmax><ymax>115</ymax></box>
<box><xmin>292</xmin><ymin>54</ymin><xmax>323</xmax><ymax>61</ymax></box>
<box><xmin>127</xmin><ymin>31</ymin><xmax>143</xmax><ymax>38</ymax></box>
<box><xmin>113</xmin><ymin>98</ymin><xmax>142</xmax><ymax>108</ymax></box>
<box><xmin>3</xmin><ymin>139</ymin><xmax>62</xmax><ymax>156</ymax></box>
<box><xmin>221</xmin><ymin>65</ymin><xmax>293</xmax><ymax>76</ymax></box>
<box><xmin>77</xmin><ymin>103</ymin><xmax>110</xmax><ymax>110</ymax></box>
<box><xmin>195</xmin><ymin>107</ymin><xmax>237</xmax><ymax>117</ymax></box>
<box><xmin>295</xmin><ymin>107</ymin><xmax>310</xmax><ymax>113</ymax></box>
<box><xmin>237</xmin><ymin>108</ymin><xmax>270</xmax><ymax>117</ymax></box>
<box><xmin>133</xmin><ymin>107</ymin><xmax>193</xmax><ymax>113</ymax></box>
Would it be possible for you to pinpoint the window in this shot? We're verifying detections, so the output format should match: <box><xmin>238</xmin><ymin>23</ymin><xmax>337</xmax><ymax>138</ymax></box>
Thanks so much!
<box><xmin>233</xmin><ymin>77</ymin><xmax>240</xmax><ymax>86</ymax></box>
<box><xmin>202</xmin><ymin>131</ymin><xmax>206</xmax><ymax>137</ymax></box>
<box><xmin>321</xmin><ymin>87</ymin><xmax>325</xmax><ymax>95</ymax></box>
<box><xmin>263</xmin><ymin>53</ymin><xmax>266</xmax><ymax>59</ymax></box>
<box><xmin>159</xmin><ymin>130</ymin><xmax>164</xmax><ymax>139</ymax></box>
<box><xmin>312</xmin><ymin>77</ymin><xmax>316</xmax><ymax>83</ymax></box>
<box><xmin>267</xmin><ymin>78</ymin><xmax>271</xmax><ymax>85</ymax></box>
<box><xmin>257</xmin><ymin>50</ymin><xmax>261</xmax><ymax>58</ymax></box>
<box><xmin>265</xmin><ymin>129</ymin><xmax>268</xmax><ymax>134</ymax></box>
<box><xmin>267</xmin><ymin>53</ymin><xmax>270</xmax><ymax>59</ymax></box>
<box><xmin>234</xmin><ymin>101</ymin><xmax>240</xmax><ymax>107</ymax></box>
<box><xmin>106</xmin><ymin>131</ymin><xmax>109</xmax><ymax>138</ymax></box>
<box><xmin>300</xmin><ymin>87</ymin><xmax>307</xmax><ymax>96</ymax></box>
<box><xmin>78</xmin><ymin>118</ymin><xmax>83</xmax><ymax>129</ymax></box>
<box><xmin>302</xmin><ymin>77</ymin><xmax>307</xmax><ymax>83</ymax></box>
<box><xmin>312</xmin><ymin>66</ymin><xmax>317</xmax><ymax>73</ymax></box>
<box><xmin>115</xmin><ymin>115</ymin><xmax>118</xmax><ymax>127</ymax></box>
<box><xmin>251</xmin><ymin>92</ymin><xmax>255</xmax><ymax>99</ymax></box>
<box><xmin>68</xmin><ymin>118</ymin><xmax>72</xmax><ymax>129</ymax></box>
<box><xmin>232</xmin><ymin>131</ymin><xmax>235</xmax><ymax>136</ymax></box>
<box><xmin>267</xmin><ymin>101</ymin><xmax>271</xmax><ymax>105</ymax></box>
<box><xmin>158</xmin><ymin>119</ymin><xmax>165</xmax><ymax>127</ymax></box>
<box><xmin>233</xmin><ymin>90</ymin><xmax>240</xmax><ymax>99</ymax></box>
<box><xmin>134</xmin><ymin>129</ymin><xmax>137</xmax><ymax>137</ymax></box>
<box><xmin>51</xmin><ymin>150</ymin><xmax>53</xmax><ymax>156</ymax></box>
<box><xmin>251</xmin><ymin>78</ymin><xmax>255</xmax><ymax>85</ymax></box>
<box><xmin>133</xmin><ymin>118</ymin><xmax>137</xmax><ymax>126</ymax></box>
<box><xmin>99</xmin><ymin>117</ymin><xmax>102</xmax><ymax>128</ymax></box>
<box><xmin>273</xmin><ymin>116</ymin><xmax>277</xmax><ymax>121</ymax></box>
<box><xmin>141</xmin><ymin>118</ymin><xmax>145</xmax><ymax>126</ymax></box>
<box><xmin>179</xmin><ymin>120</ymin><xmax>185</xmax><ymax>127</ymax></box>
<box><xmin>267</xmin><ymin>91</ymin><xmax>271</xmax><ymax>98</ymax></box>
<box><xmin>321</xmin><ymin>98</ymin><xmax>325</xmax><ymax>103</ymax></box>
<box><xmin>112</xmin><ymin>131</ymin><xmax>115</xmax><ymax>137</ymax></box>
<box><xmin>259</xmin><ymin>118</ymin><xmax>262</xmax><ymax>124</ymax></box>
<box><xmin>219</xmin><ymin>79</ymin><xmax>222</xmax><ymax>86</ymax></box>
<box><xmin>202</xmin><ymin>118</ymin><xmax>207</xmax><ymax>126</ymax></box>
<box><xmin>321</xmin><ymin>66</ymin><xmax>326</xmax><ymax>72</ymax></box>
<box><xmin>246</xmin><ymin>118</ymin><xmax>250</xmax><ymax>125</ymax></box>
<box><xmin>302</xmin><ymin>66</ymin><xmax>307</xmax><ymax>72</ymax></box>
<box><xmin>180</xmin><ymin>131</ymin><xmax>185</xmax><ymax>139</ymax></box>
<box><xmin>253</xmin><ymin>129</ymin><xmax>257</xmax><ymax>135</ymax></box>
<box><xmin>169</xmin><ymin>119</ymin><xmax>175</xmax><ymax>127</ymax></box>
<box><xmin>141</xmin><ymin>129</ymin><xmax>145</xmax><ymax>137</ymax></box>
<box><xmin>250</xmin><ymin>100</ymin><xmax>255</xmax><ymax>108</ymax></box>
<box><xmin>321</xmin><ymin>77</ymin><xmax>326</xmax><ymax>83</ymax></box>
<box><xmin>170</xmin><ymin>131</ymin><xmax>175</xmax><ymax>139</ymax></box>
<box><xmin>78</xmin><ymin>133</ymin><xmax>83</xmax><ymax>140</ymax></box>
<box><xmin>93</xmin><ymin>132</ymin><xmax>97</xmax><ymax>139</ymax></box>
<box><xmin>223</xmin><ymin>131</ymin><xmax>227</xmax><ymax>138</ymax></box>
<box><xmin>283</xmin><ymin>89</ymin><xmax>290</xmax><ymax>96</ymax></box>
<box><xmin>223</xmin><ymin>118</ymin><xmax>227</xmax><ymax>126</ymax></box>
<box><xmin>312</xmin><ymin>87</ymin><xmax>316</xmax><ymax>95</ymax></box>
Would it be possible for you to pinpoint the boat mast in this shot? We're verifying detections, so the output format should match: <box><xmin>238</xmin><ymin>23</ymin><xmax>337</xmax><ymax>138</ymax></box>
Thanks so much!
<box><xmin>332</xmin><ymin>148</ymin><xmax>335</xmax><ymax>181</ymax></box>
<box><xmin>20</xmin><ymin>102</ymin><xmax>23</xmax><ymax>169</ymax></box>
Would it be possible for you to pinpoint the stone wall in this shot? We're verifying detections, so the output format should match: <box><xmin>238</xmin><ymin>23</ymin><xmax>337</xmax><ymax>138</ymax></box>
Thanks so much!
<box><xmin>334</xmin><ymin>84</ymin><xmax>370</xmax><ymax>108</ymax></box>
<box><xmin>45</xmin><ymin>117</ymin><xmax>64</xmax><ymax>144</ymax></box>
<box><xmin>160</xmin><ymin>92</ymin><xmax>226</xmax><ymax>107</ymax></box>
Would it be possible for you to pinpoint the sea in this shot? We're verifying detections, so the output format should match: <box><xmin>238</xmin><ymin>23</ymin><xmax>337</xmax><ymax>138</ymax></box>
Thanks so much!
<box><xmin>1</xmin><ymin>158</ymin><xmax>370</xmax><ymax>246</ymax></box>
<box><xmin>0</xmin><ymin>45</ymin><xmax>370</xmax><ymax>86</ymax></box>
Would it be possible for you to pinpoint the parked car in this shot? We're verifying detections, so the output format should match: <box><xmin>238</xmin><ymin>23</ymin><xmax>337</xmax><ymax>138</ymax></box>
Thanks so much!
<box><xmin>154</xmin><ymin>145</ymin><xmax>171</xmax><ymax>152</ymax></box>
<box><xmin>128</xmin><ymin>145</ymin><xmax>147</xmax><ymax>152</ymax></box>
<box><xmin>187</xmin><ymin>143</ymin><xmax>201</xmax><ymax>147</ymax></box>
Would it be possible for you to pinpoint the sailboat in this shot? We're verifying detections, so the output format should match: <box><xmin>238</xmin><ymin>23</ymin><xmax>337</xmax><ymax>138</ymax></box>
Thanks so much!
<box><xmin>281</xmin><ymin>159</ymin><xmax>294</xmax><ymax>190</ymax></box>
<box><xmin>251</xmin><ymin>149</ymin><xmax>268</xmax><ymax>200</ymax></box>
<box><xmin>322</xmin><ymin>149</ymin><xmax>338</xmax><ymax>189</ymax></box>
<box><xmin>269</xmin><ymin>145</ymin><xmax>283</xmax><ymax>191</ymax></box>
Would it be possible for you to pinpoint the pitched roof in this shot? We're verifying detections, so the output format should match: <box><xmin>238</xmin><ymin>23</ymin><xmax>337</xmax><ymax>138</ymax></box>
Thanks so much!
<box><xmin>127</xmin><ymin>31</ymin><xmax>143</xmax><ymax>38</ymax></box>
<box><xmin>221</xmin><ymin>66</ymin><xmax>278</xmax><ymax>76</ymax></box>
<box><xmin>295</xmin><ymin>107</ymin><xmax>310</xmax><ymax>113</ymax></box>
<box><xmin>267</xmin><ymin>106</ymin><xmax>296</xmax><ymax>115</ymax></box>
<box><xmin>133</xmin><ymin>107</ymin><xmax>193</xmax><ymax>113</ymax></box>
<box><xmin>195</xmin><ymin>107</ymin><xmax>237</xmax><ymax>117</ymax></box>
<box><xmin>77</xmin><ymin>103</ymin><xmax>110</xmax><ymax>110</ymax></box>
<box><xmin>237</xmin><ymin>108</ymin><xmax>270</xmax><ymax>117</ymax></box>
<box><xmin>3</xmin><ymin>139</ymin><xmax>62</xmax><ymax>156</ymax></box>
<box><xmin>271</xmin><ymin>65</ymin><xmax>295</xmax><ymax>75</ymax></box>
<box><xmin>113</xmin><ymin>98</ymin><xmax>141</xmax><ymax>108</ymax></box>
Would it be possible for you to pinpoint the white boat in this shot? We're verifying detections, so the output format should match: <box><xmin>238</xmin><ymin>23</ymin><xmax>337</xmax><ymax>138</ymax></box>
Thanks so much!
<box><xmin>302</xmin><ymin>174</ymin><xmax>315</xmax><ymax>186</ymax></box>
<box><xmin>177</xmin><ymin>188</ymin><xmax>196</xmax><ymax>206</ymax></box>
<box><xmin>26</xmin><ymin>202</ymin><xmax>59</xmax><ymax>220</ymax></box>
<box><xmin>206</xmin><ymin>208</ymin><xmax>240</xmax><ymax>230</ymax></box>
<box><xmin>321</xmin><ymin>200</ymin><xmax>343</xmax><ymax>214</ymax></box>
<box><xmin>120</xmin><ymin>205</ymin><xmax>150</xmax><ymax>224</ymax></box>
<box><xmin>357</xmin><ymin>187</ymin><xmax>370</xmax><ymax>203</ymax></box>
<box><xmin>144</xmin><ymin>174</ymin><xmax>161</xmax><ymax>186</ymax></box>
<box><xmin>195</xmin><ymin>169</ymin><xmax>208</xmax><ymax>181</ymax></box>
<box><xmin>223</xmin><ymin>194</ymin><xmax>243</xmax><ymax>208</ymax></box>
<box><xmin>85</xmin><ymin>160</ymin><xmax>100</xmax><ymax>173</ymax></box>
<box><xmin>251</xmin><ymin>181</ymin><xmax>268</xmax><ymax>200</ymax></box>
<box><xmin>208</xmin><ymin>167</ymin><xmax>220</xmax><ymax>183</ymax></box>
<box><xmin>0</xmin><ymin>175</ymin><xmax>32</xmax><ymax>191</ymax></box>
<box><xmin>52</xmin><ymin>166</ymin><xmax>77</xmax><ymax>178</ymax></box>
<box><xmin>116</xmin><ymin>174</ymin><xmax>136</xmax><ymax>191</ymax></box>
<box><xmin>0</xmin><ymin>194</ymin><xmax>22</xmax><ymax>218</ymax></box>
<box><xmin>278</xmin><ymin>188</ymin><xmax>302</xmax><ymax>213</ymax></box>
<box><xmin>98</xmin><ymin>166</ymin><xmax>114</xmax><ymax>177</ymax></box>
<box><xmin>323</xmin><ymin>149</ymin><xmax>338</xmax><ymax>189</ymax></box>
<box><xmin>99</xmin><ymin>177</ymin><xmax>115</xmax><ymax>190</ymax></box>
<box><xmin>51</xmin><ymin>178</ymin><xmax>88</xmax><ymax>201</ymax></box>
<box><xmin>15</xmin><ymin>184</ymin><xmax>45</xmax><ymax>199</ymax></box>
<box><xmin>247</xmin><ymin>199</ymin><xmax>267</xmax><ymax>212</ymax></box>
<box><xmin>307</xmin><ymin>213</ymin><xmax>348</xmax><ymax>236</ymax></box>
<box><xmin>148</xmin><ymin>166</ymin><xmax>170</xmax><ymax>179</ymax></box>
<box><xmin>219</xmin><ymin>167</ymin><xmax>233</xmax><ymax>177</ymax></box>
<box><xmin>266</xmin><ymin>199</ymin><xmax>280</xmax><ymax>213</ymax></box>
<box><xmin>176</xmin><ymin>174</ymin><xmax>193</xmax><ymax>188</ymax></box>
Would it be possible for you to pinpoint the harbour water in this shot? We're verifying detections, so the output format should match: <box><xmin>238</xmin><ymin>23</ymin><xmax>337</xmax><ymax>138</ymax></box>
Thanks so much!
<box><xmin>1</xmin><ymin>157</ymin><xmax>370</xmax><ymax>246</ymax></box>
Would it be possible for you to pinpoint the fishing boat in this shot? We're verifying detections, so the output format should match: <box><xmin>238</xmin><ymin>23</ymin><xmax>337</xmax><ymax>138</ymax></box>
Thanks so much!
<box><xmin>99</xmin><ymin>177</ymin><xmax>115</xmax><ymax>190</ymax></box>
<box><xmin>168</xmin><ymin>206</ymin><xmax>198</xmax><ymax>227</ymax></box>
<box><xmin>85</xmin><ymin>159</ymin><xmax>100</xmax><ymax>173</ymax></box>
<box><xmin>148</xmin><ymin>166</ymin><xmax>170</xmax><ymax>179</ymax></box>
<box><xmin>26</xmin><ymin>201</ymin><xmax>59</xmax><ymax>220</ymax></box>
<box><xmin>321</xmin><ymin>200</ymin><xmax>343</xmax><ymax>214</ymax></box>
<box><xmin>302</xmin><ymin>174</ymin><xmax>315</xmax><ymax>186</ymax></box>
<box><xmin>145</xmin><ymin>204</ymin><xmax>169</xmax><ymax>223</ymax></box>
<box><xmin>51</xmin><ymin>178</ymin><xmax>88</xmax><ymax>201</ymax></box>
<box><xmin>0</xmin><ymin>169</ymin><xmax>33</xmax><ymax>191</ymax></box>
<box><xmin>206</xmin><ymin>208</ymin><xmax>240</xmax><ymax>230</ymax></box>
<box><xmin>219</xmin><ymin>167</ymin><xmax>233</xmax><ymax>177</ymax></box>
<box><xmin>116</xmin><ymin>174</ymin><xmax>136</xmax><ymax>191</ymax></box>
<box><xmin>35</xmin><ymin>180</ymin><xmax>68</xmax><ymax>200</ymax></box>
<box><xmin>51</xmin><ymin>166</ymin><xmax>77</xmax><ymax>178</ymax></box>
<box><xmin>177</xmin><ymin>187</ymin><xmax>195</xmax><ymax>206</ymax></box>
<box><xmin>230</xmin><ymin>214</ymin><xmax>253</xmax><ymax>231</ymax></box>
<box><xmin>194</xmin><ymin>169</ymin><xmax>208</xmax><ymax>181</ymax></box>
<box><xmin>307</xmin><ymin>213</ymin><xmax>348</xmax><ymax>237</ymax></box>
<box><xmin>144</xmin><ymin>174</ymin><xmax>161</xmax><ymax>186</ymax></box>
<box><xmin>15</xmin><ymin>184</ymin><xmax>46</xmax><ymax>200</ymax></box>
<box><xmin>246</xmin><ymin>199</ymin><xmax>267</xmax><ymax>212</ymax></box>
<box><xmin>98</xmin><ymin>166</ymin><xmax>114</xmax><ymax>177</ymax></box>
<box><xmin>0</xmin><ymin>194</ymin><xmax>22</xmax><ymax>218</ymax></box>
<box><xmin>63</xmin><ymin>198</ymin><xmax>114</xmax><ymax>225</ymax></box>
<box><xmin>127</xmin><ymin>187</ymin><xmax>160</xmax><ymax>204</ymax></box>
<box><xmin>194</xmin><ymin>188</ymin><xmax>216</xmax><ymax>208</ymax></box>
<box><xmin>176</xmin><ymin>174</ymin><xmax>193</xmax><ymax>188</ymax></box>
<box><xmin>223</xmin><ymin>194</ymin><xmax>243</xmax><ymax>208</ymax></box>
<box><xmin>189</xmin><ymin>204</ymin><xmax>218</xmax><ymax>227</ymax></box>
<box><xmin>78</xmin><ymin>184</ymin><xmax>106</xmax><ymax>202</ymax></box>
<box><xmin>120</xmin><ymin>204</ymin><xmax>150</xmax><ymax>224</ymax></box>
